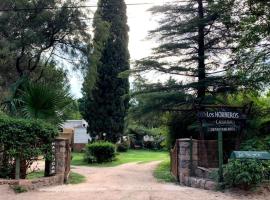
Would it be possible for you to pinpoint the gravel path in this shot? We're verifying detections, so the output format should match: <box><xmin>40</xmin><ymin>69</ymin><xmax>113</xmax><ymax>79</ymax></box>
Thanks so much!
<box><xmin>0</xmin><ymin>161</ymin><xmax>268</xmax><ymax>200</ymax></box>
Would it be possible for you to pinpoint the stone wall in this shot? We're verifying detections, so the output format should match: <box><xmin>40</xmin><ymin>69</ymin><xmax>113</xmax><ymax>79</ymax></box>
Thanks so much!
<box><xmin>181</xmin><ymin>176</ymin><xmax>217</xmax><ymax>190</ymax></box>
<box><xmin>0</xmin><ymin>174</ymin><xmax>64</xmax><ymax>190</ymax></box>
<box><xmin>178</xmin><ymin>139</ymin><xmax>198</xmax><ymax>183</ymax></box>
<box><xmin>0</xmin><ymin>134</ymin><xmax>72</xmax><ymax>190</ymax></box>
<box><xmin>176</xmin><ymin>138</ymin><xmax>217</xmax><ymax>190</ymax></box>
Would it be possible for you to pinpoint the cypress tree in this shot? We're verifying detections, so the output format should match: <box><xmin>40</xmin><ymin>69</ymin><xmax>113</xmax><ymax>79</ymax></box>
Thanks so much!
<box><xmin>82</xmin><ymin>0</ymin><xmax>130</xmax><ymax>143</ymax></box>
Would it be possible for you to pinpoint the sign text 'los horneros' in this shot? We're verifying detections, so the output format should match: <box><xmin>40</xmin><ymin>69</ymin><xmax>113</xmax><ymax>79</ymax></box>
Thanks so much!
<box><xmin>197</xmin><ymin>111</ymin><xmax>241</xmax><ymax>119</ymax></box>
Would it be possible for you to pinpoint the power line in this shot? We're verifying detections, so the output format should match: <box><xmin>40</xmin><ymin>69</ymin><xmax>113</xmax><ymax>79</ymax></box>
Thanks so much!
<box><xmin>0</xmin><ymin>1</ymin><xmax>193</xmax><ymax>12</ymax></box>
<box><xmin>0</xmin><ymin>3</ymin><xmax>154</xmax><ymax>12</ymax></box>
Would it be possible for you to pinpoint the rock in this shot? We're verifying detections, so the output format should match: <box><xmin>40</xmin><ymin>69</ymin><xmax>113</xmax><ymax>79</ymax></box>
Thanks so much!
<box><xmin>204</xmin><ymin>181</ymin><xmax>217</xmax><ymax>190</ymax></box>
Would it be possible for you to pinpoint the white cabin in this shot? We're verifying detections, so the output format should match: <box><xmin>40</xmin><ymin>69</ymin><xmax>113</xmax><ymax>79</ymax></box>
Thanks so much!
<box><xmin>62</xmin><ymin>120</ymin><xmax>91</xmax><ymax>151</ymax></box>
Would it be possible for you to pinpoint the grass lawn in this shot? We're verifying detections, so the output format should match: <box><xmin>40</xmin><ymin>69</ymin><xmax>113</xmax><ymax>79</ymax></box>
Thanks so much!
<box><xmin>27</xmin><ymin>170</ymin><xmax>44</xmax><ymax>179</ymax></box>
<box><xmin>71</xmin><ymin>150</ymin><xmax>169</xmax><ymax>167</ymax></box>
<box><xmin>67</xmin><ymin>172</ymin><xmax>86</xmax><ymax>184</ymax></box>
<box><xmin>153</xmin><ymin>160</ymin><xmax>176</xmax><ymax>183</ymax></box>
<box><xmin>27</xmin><ymin>170</ymin><xmax>86</xmax><ymax>184</ymax></box>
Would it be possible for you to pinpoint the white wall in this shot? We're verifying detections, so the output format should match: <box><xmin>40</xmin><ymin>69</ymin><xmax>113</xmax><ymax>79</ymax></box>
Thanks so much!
<box><xmin>74</xmin><ymin>127</ymin><xmax>91</xmax><ymax>144</ymax></box>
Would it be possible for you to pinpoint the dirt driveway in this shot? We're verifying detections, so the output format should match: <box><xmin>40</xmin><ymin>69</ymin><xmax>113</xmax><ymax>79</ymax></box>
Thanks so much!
<box><xmin>0</xmin><ymin>161</ymin><xmax>268</xmax><ymax>200</ymax></box>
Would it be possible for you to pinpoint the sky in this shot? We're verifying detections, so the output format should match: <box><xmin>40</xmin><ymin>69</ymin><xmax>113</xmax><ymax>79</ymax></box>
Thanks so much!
<box><xmin>69</xmin><ymin>0</ymin><xmax>171</xmax><ymax>98</ymax></box>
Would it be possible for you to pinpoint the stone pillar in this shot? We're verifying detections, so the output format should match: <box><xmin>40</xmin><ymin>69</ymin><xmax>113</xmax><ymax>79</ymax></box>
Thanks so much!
<box><xmin>55</xmin><ymin>138</ymin><xmax>68</xmax><ymax>177</ymax></box>
<box><xmin>178</xmin><ymin>138</ymin><xmax>198</xmax><ymax>185</ymax></box>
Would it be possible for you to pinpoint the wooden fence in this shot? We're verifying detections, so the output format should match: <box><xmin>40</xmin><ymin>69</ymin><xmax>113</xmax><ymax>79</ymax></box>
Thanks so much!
<box><xmin>198</xmin><ymin>140</ymin><xmax>218</xmax><ymax>168</ymax></box>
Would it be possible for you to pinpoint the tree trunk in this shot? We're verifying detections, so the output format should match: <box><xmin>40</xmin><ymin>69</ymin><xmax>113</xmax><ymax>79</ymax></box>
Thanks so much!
<box><xmin>44</xmin><ymin>159</ymin><xmax>51</xmax><ymax>177</ymax></box>
<box><xmin>19</xmin><ymin>159</ymin><xmax>27</xmax><ymax>179</ymax></box>
<box><xmin>197</xmin><ymin>0</ymin><xmax>206</xmax><ymax>99</ymax></box>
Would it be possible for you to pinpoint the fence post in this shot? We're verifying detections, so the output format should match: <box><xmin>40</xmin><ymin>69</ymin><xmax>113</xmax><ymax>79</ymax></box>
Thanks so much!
<box><xmin>218</xmin><ymin>131</ymin><xmax>224</xmax><ymax>182</ymax></box>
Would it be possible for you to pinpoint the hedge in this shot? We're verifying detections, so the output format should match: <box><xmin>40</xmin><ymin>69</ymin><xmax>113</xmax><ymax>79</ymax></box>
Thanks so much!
<box><xmin>0</xmin><ymin>116</ymin><xmax>58</xmax><ymax>178</ymax></box>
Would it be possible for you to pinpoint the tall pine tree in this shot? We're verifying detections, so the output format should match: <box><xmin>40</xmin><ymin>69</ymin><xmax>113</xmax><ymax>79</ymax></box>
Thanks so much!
<box><xmin>82</xmin><ymin>0</ymin><xmax>130</xmax><ymax>143</ymax></box>
<box><xmin>128</xmin><ymin>0</ymin><xmax>235</xmax><ymax>108</ymax></box>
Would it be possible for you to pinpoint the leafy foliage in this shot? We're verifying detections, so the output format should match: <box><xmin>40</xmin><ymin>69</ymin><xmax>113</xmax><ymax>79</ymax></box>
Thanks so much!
<box><xmin>0</xmin><ymin>0</ymin><xmax>91</xmax><ymax>95</ymax></box>
<box><xmin>18</xmin><ymin>82</ymin><xmax>73</xmax><ymax>125</ymax></box>
<box><xmin>223</xmin><ymin>159</ymin><xmax>269</xmax><ymax>190</ymax></box>
<box><xmin>126</xmin><ymin>0</ymin><xmax>236</xmax><ymax>105</ymax></box>
<box><xmin>166</xmin><ymin>113</ymin><xmax>197</xmax><ymax>149</ymax></box>
<box><xmin>125</xmin><ymin>0</ymin><xmax>270</xmax><ymax>145</ymax></box>
<box><xmin>116</xmin><ymin>141</ymin><xmax>129</xmax><ymax>152</ymax></box>
<box><xmin>154</xmin><ymin>160</ymin><xmax>176</xmax><ymax>183</ymax></box>
<box><xmin>219</xmin><ymin>91</ymin><xmax>270</xmax><ymax>148</ymax></box>
<box><xmin>241</xmin><ymin>136</ymin><xmax>270</xmax><ymax>151</ymax></box>
<box><xmin>84</xmin><ymin>141</ymin><xmax>116</xmax><ymax>163</ymax></box>
<box><xmin>224</xmin><ymin>0</ymin><xmax>270</xmax><ymax>91</ymax></box>
<box><xmin>0</xmin><ymin>115</ymin><xmax>58</xmax><ymax>178</ymax></box>
<box><xmin>11</xmin><ymin>185</ymin><xmax>28</xmax><ymax>193</ymax></box>
<box><xmin>81</xmin><ymin>0</ymin><xmax>130</xmax><ymax>143</ymax></box>
<box><xmin>63</xmin><ymin>100</ymin><xmax>82</xmax><ymax>120</ymax></box>
<box><xmin>127</xmin><ymin>123</ymin><xmax>167</xmax><ymax>150</ymax></box>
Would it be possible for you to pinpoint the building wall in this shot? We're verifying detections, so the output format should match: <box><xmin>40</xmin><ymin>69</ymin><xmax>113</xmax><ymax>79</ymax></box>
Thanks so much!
<box><xmin>74</xmin><ymin>127</ymin><xmax>91</xmax><ymax>144</ymax></box>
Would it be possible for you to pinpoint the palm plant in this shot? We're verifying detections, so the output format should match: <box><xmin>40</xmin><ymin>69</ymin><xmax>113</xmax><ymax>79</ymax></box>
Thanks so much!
<box><xmin>19</xmin><ymin>82</ymin><xmax>73</xmax><ymax>126</ymax></box>
<box><xmin>18</xmin><ymin>82</ymin><xmax>73</xmax><ymax>177</ymax></box>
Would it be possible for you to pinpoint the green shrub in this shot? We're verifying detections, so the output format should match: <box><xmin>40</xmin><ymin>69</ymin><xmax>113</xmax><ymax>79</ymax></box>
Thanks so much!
<box><xmin>166</xmin><ymin>113</ymin><xmax>197</xmax><ymax>150</ymax></box>
<box><xmin>127</xmin><ymin>124</ymin><xmax>167</xmax><ymax>150</ymax></box>
<box><xmin>11</xmin><ymin>185</ymin><xmax>28</xmax><ymax>193</ymax></box>
<box><xmin>0</xmin><ymin>116</ymin><xmax>58</xmax><ymax>178</ymax></box>
<box><xmin>223</xmin><ymin>159</ymin><xmax>268</xmax><ymax>190</ymax></box>
<box><xmin>84</xmin><ymin>141</ymin><xmax>116</xmax><ymax>163</ymax></box>
<box><xmin>116</xmin><ymin>141</ymin><xmax>129</xmax><ymax>152</ymax></box>
<box><xmin>154</xmin><ymin>160</ymin><xmax>176</xmax><ymax>183</ymax></box>
<box><xmin>241</xmin><ymin>136</ymin><xmax>270</xmax><ymax>151</ymax></box>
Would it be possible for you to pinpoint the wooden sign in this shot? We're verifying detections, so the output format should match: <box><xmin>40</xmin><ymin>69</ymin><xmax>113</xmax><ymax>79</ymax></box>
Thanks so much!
<box><xmin>207</xmin><ymin>126</ymin><xmax>240</xmax><ymax>132</ymax></box>
<box><xmin>197</xmin><ymin>109</ymin><xmax>247</xmax><ymax>133</ymax></box>
<box><xmin>201</xmin><ymin>119</ymin><xmax>242</xmax><ymax>132</ymax></box>
<box><xmin>196</xmin><ymin>105</ymin><xmax>250</xmax><ymax>183</ymax></box>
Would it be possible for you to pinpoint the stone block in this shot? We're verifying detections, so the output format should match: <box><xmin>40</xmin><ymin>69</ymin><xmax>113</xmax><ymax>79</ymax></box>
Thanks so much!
<box><xmin>189</xmin><ymin>177</ymin><xmax>197</xmax><ymax>188</ymax></box>
<box><xmin>60</xmin><ymin>148</ymin><xmax>66</xmax><ymax>153</ymax></box>
<box><xmin>200</xmin><ymin>179</ymin><xmax>207</xmax><ymax>189</ymax></box>
<box><xmin>204</xmin><ymin>180</ymin><xmax>217</xmax><ymax>190</ymax></box>
<box><xmin>179</xmin><ymin>147</ymin><xmax>188</xmax><ymax>155</ymax></box>
<box><xmin>184</xmin><ymin>176</ymin><xmax>190</xmax><ymax>186</ymax></box>
<box><xmin>180</xmin><ymin>155</ymin><xmax>191</xmax><ymax>160</ymax></box>
<box><xmin>195</xmin><ymin>168</ymin><xmax>203</xmax><ymax>178</ymax></box>
<box><xmin>179</xmin><ymin>142</ymin><xmax>190</xmax><ymax>148</ymax></box>
<box><xmin>192</xmin><ymin>148</ymin><xmax>198</xmax><ymax>155</ymax></box>
<box><xmin>179</xmin><ymin>160</ymin><xmax>190</xmax><ymax>168</ymax></box>
<box><xmin>179</xmin><ymin>173</ymin><xmax>185</xmax><ymax>185</ymax></box>
<box><xmin>192</xmin><ymin>155</ymin><xmax>198</xmax><ymax>160</ymax></box>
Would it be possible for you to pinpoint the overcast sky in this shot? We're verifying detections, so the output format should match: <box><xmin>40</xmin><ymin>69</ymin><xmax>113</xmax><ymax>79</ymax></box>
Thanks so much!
<box><xmin>69</xmin><ymin>0</ymin><xmax>170</xmax><ymax>98</ymax></box>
